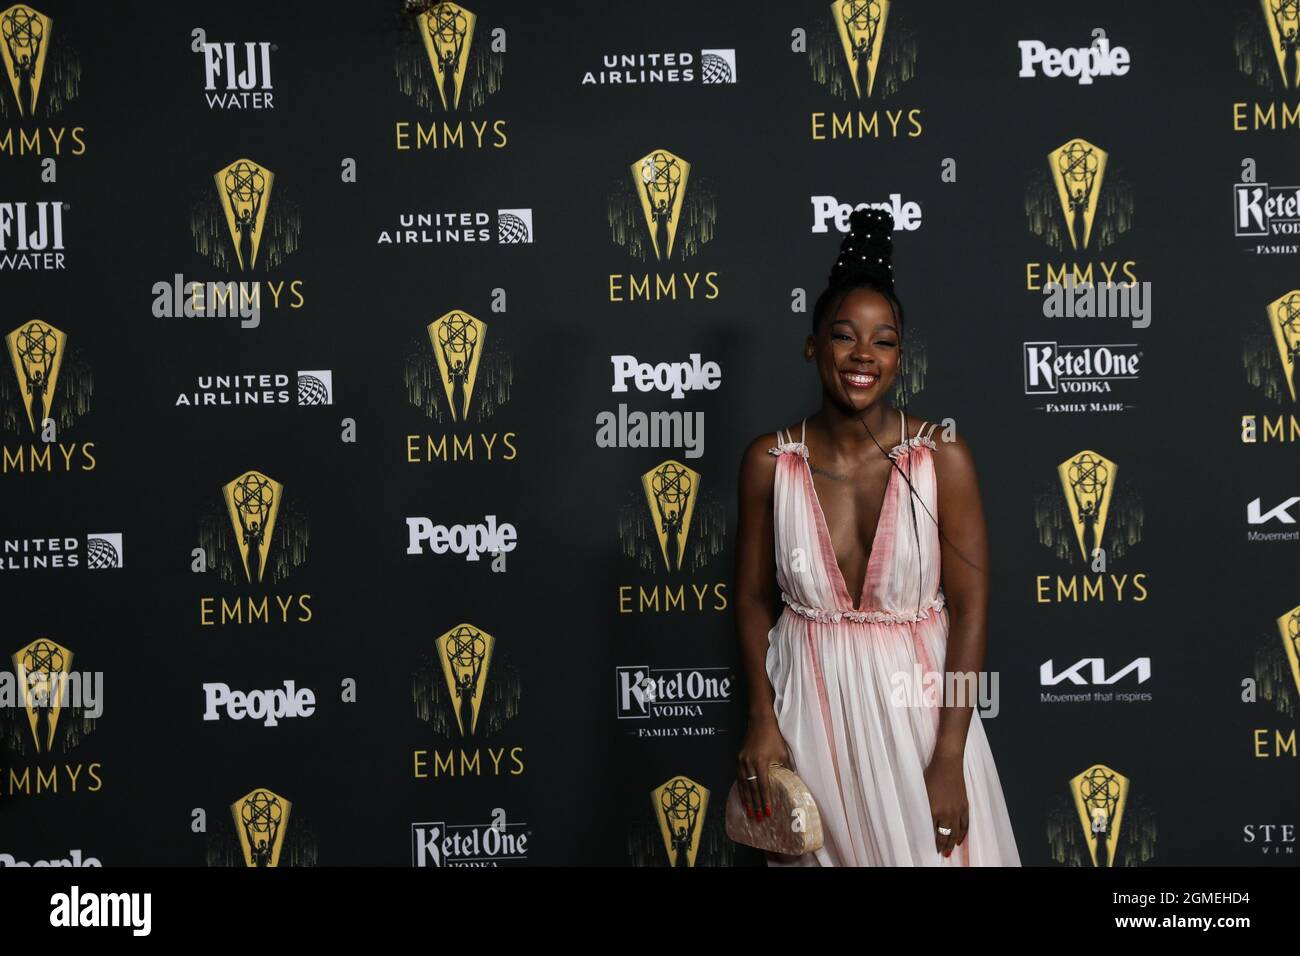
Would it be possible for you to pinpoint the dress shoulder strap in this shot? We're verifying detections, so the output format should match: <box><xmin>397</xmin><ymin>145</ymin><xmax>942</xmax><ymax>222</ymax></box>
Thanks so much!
<box><xmin>799</xmin><ymin>418</ymin><xmax>806</xmax><ymax>444</ymax></box>
<box><xmin>898</xmin><ymin>407</ymin><xmax>906</xmax><ymax>444</ymax></box>
<box><xmin>923</xmin><ymin>420</ymin><xmax>940</xmax><ymax>442</ymax></box>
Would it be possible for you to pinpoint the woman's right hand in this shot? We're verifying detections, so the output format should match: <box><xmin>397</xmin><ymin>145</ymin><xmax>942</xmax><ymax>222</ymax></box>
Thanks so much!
<box><xmin>736</xmin><ymin>714</ymin><xmax>792</xmax><ymax>822</ymax></box>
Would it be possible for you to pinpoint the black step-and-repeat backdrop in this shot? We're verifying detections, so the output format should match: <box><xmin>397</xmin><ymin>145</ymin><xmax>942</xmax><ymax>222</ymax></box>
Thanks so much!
<box><xmin>2</xmin><ymin>0</ymin><xmax>1297</xmax><ymax>867</ymax></box>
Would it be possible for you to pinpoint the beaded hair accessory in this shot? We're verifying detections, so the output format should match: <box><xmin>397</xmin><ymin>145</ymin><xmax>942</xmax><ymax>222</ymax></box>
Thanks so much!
<box><xmin>828</xmin><ymin>206</ymin><xmax>895</xmax><ymax>294</ymax></box>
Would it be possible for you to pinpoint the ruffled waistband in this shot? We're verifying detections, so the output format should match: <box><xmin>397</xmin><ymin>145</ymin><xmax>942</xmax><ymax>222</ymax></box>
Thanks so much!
<box><xmin>780</xmin><ymin>590</ymin><xmax>945</xmax><ymax>625</ymax></box>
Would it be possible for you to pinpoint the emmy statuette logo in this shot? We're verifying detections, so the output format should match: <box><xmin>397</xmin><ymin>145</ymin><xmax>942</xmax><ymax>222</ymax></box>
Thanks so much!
<box><xmin>6</xmin><ymin>319</ymin><xmax>63</xmax><ymax>435</ymax></box>
<box><xmin>652</xmin><ymin>775</ymin><xmax>710</xmax><ymax>867</ymax></box>
<box><xmin>1049</xmin><ymin>138</ymin><xmax>1106</xmax><ymax>252</ymax></box>
<box><xmin>1058</xmin><ymin>450</ymin><xmax>1116</xmax><ymax>562</ymax></box>
<box><xmin>428</xmin><ymin>310</ymin><xmax>486</xmax><ymax>422</ymax></box>
<box><xmin>633</xmin><ymin>148</ymin><xmax>690</xmax><ymax>262</ymax></box>
<box><xmin>0</xmin><ymin>2</ymin><xmax>49</xmax><ymax>116</ymax></box>
<box><xmin>436</xmin><ymin>622</ymin><xmax>493</xmax><ymax>738</ymax></box>
<box><xmin>221</xmin><ymin>469</ymin><xmax>282</xmax><ymax>585</ymax></box>
<box><xmin>642</xmin><ymin>459</ymin><xmax>700</xmax><ymax>572</ymax></box>
<box><xmin>231</xmin><ymin>788</ymin><xmax>292</xmax><ymax>868</ymax></box>
<box><xmin>418</xmin><ymin>1</ymin><xmax>475</xmax><ymax>111</ymax></box>
<box><xmin>832</xmin><ymin>0</ymin><xmax>890</xmax><ymax>99</ymax></box>
<box><xmin>1070</xmin><ymin>763</ymin><xmax>1129</xmax><ymax>868</ymax></box>
<box><xmin>215</xmin><ymin>158</ymin><xmax>274</xmax><ymax>272</ymax></box>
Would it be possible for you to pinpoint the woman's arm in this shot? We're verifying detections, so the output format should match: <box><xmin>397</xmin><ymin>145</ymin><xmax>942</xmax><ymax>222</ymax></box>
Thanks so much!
<box><xmin>931</xmin><ymin>431</ymin><xmax>991</xmax><ymax>762</ymax></box>
<box><xmin>733</xmin><ymin>435</ymin><xmax>786</xmax><ymax>817</ymax></box>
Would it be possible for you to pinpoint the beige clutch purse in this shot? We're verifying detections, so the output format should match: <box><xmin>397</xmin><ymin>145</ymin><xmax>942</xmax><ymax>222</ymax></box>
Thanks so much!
<box><xmin>725</xmin><ymin>765</ymin><xmax>824</xmax><ymax>855</ymax></box>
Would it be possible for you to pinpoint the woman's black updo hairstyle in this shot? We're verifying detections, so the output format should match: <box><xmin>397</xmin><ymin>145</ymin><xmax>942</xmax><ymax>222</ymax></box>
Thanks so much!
<box><xmin>811</xmin><ymin>206</ymin><xmax>905</xmax><ymax>338</ymax></box>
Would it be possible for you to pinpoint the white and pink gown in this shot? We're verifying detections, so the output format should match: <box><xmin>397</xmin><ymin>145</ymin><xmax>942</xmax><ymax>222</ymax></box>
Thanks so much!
<box><xmin>762</xmin><ymin>410</ymin><xmax>1021</xmax><ymax>866</ymax></box>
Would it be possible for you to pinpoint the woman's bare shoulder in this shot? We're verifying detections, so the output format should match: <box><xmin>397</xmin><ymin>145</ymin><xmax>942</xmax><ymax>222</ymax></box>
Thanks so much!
<box><xmin>916</xmin><ymin>415</ymin><xmax>978</xmax><ymax>482</ymax></box>
<box><xmin>737</xmin><ymin>428</ymin><xmax>789</xmax><ymax>483</ymax></box>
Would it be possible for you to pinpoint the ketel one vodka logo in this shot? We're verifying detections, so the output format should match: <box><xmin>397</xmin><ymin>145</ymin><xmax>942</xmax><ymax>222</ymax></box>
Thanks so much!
<box><xmin>643</xmin><ymin>459</ymin><xmax>699</xmax><ymax>572</ymax></box>
<box><xmin>652</xmin><ymin>775</ymin><xmax>709</xmax><ymax>867</ymax></box>
<box><xmin>231</xmin><ymin>788</ymin><xmax>291</xmax><ymax>867</ymax></box>
<box><xmin>1070</xmin><ymin>763</ymin><xmax>1129</xmax><ymax>868</ymax></box>
<box><xmin>1279</xmin><ymin>604</ymin><xmax>1300</xmax><ymax>697</ymax></box>
<box><xmin>222</xmin><ymin>469</ymin><xmax>281</xmax><ymax>584</ymax></box>
<box><xmin>13</xmin><ymin>636</ymin><xmax>71</xmax><ymax>752</ymax></box>
<box><xmin>2</xmin><ymin>319</ymin><xmax>93</xmax><ymax>472</ymax></box>
<box><xmin>6</xmin><ymin>318</ymin><xmax>61</xmax><ymax>433</ymax></box>
<box><xmin>430</xmin><ymin>310</ymin><xmax>485</xmax><ymax>421</ymax></box>
<box><xmin>215</xmin><ymin>158</ymin><xmax>273</xmax><ymax>271</ymax></box>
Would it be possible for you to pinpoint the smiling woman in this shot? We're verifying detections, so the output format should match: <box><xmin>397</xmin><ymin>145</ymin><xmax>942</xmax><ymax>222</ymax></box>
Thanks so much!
<box><xmin>731</xmin><ymin>207</ymin><xmax>1021</xmax><ymax>867</ymax></box>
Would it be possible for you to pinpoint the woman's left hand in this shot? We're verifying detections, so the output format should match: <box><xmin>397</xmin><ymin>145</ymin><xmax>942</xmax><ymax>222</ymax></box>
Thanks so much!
<box><xmin>924</xmin><ymin>753</ymin><xmax>968</xmax><ymax>857</ymax></box>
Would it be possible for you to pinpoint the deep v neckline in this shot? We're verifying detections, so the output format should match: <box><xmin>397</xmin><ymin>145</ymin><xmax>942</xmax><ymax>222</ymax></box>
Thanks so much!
<box><xmin>796</xmin><ymin>411</ymin><xmax>905</xmax><ymax>613</ymax></box>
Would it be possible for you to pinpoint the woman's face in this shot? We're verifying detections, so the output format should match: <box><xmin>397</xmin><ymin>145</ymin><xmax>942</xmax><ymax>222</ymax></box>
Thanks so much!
<box><xmin>806</xmin><ymin>286</ymin><xmax>901</xmax><ymax>412</ymax></box>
